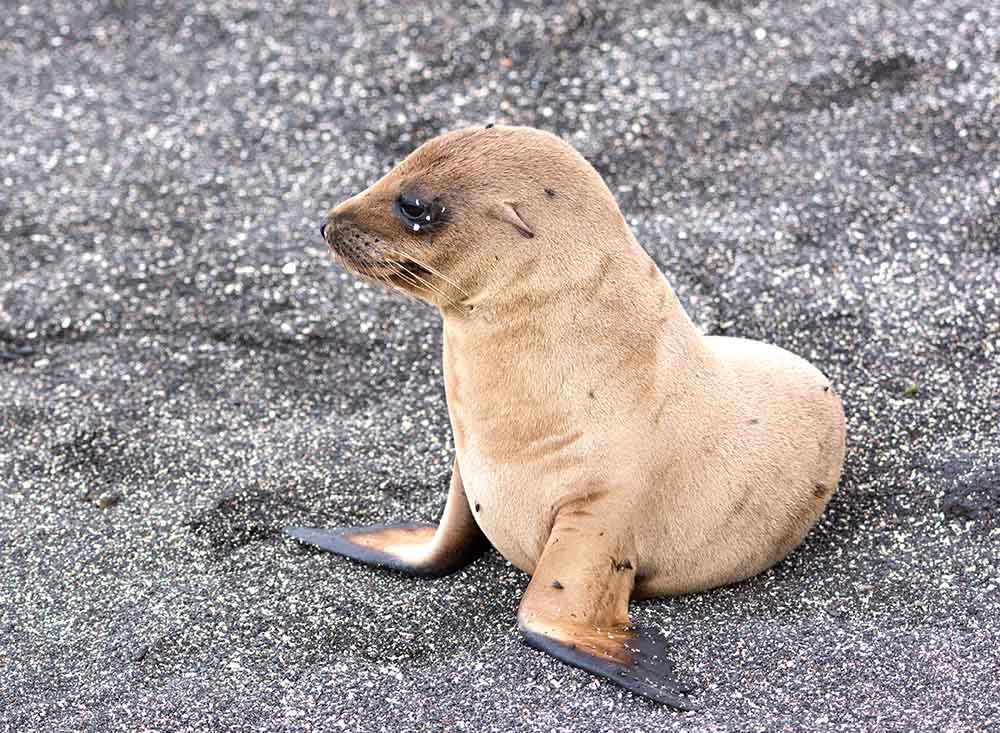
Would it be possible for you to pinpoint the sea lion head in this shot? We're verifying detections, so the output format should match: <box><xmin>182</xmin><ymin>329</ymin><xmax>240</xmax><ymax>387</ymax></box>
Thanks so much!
<box><xmin>321</xmin><ymin>125</ymin><xmax>626</xmax><ymax>311</ymax></box>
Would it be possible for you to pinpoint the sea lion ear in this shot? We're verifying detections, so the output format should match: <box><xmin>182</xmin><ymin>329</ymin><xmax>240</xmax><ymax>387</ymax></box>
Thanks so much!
<box><xmin>494</xmin><ymin>202</ymin><xmax>535</xmax><ymax>239</ymax></box>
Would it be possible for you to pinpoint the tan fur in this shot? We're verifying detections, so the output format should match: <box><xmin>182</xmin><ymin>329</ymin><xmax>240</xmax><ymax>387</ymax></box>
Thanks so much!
<box><xmin>316</xmin><ymin>125</ymin><xmax>846</xmax><ymax>703</ymax></box>
<box><xmin>325</xmin><ymin>124</ymin><xmax>845</xmax><ymax>594</ymax></box>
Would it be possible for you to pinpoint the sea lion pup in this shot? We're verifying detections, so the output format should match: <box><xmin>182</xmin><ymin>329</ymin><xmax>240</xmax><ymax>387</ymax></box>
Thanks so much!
<box><xmin>288</xmin><ymin>125</ymin><xmax>846</xmax><ymax>707</ymax></box>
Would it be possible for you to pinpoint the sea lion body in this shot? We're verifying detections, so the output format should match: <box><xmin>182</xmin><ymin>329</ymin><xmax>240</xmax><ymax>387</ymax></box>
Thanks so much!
<box><xmin>442</xmin><ymin>227</ymin><xmax>844</xmax><ymax>598</ymax></box>
<box><xmin>289</xmin><ymin>125</ymin><xmax>846</xmax><ymax>706</ymax></box>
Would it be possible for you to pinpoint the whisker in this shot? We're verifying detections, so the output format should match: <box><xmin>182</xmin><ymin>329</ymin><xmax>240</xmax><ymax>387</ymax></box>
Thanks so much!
<box><xmin>381</xmin><ymin>260</ymin><xmax>417</xmax><ymax>287</ymax></box>
<box><xmin>356</xmin><ymin>260</ymin><xmax>410</xmax><ymax>301</ymax></box>
<box><xmin>387</xmin><ymin>259</ymin><xmax>460</xmax><ymax>309</ymax></box>
<box><xmin>393</xmin><ymin>251</ymin><xmax>469</xmax><ymax>298</ymax></box>
<box><xmin>399</xmin><ymin>268</ymin><xmax>454</xmax><ymax>306</ymax></box>
<box><xmin>385</xmin><ymin>248</ymin><xmax>470</xmax><ymax>299</ymax></box>
<box><xmin>384</xmin><ymin>260</ymin><xmax>430</xmax><ymax>295</ymax></box>
<box><xmin>367</xmin><ymin>269</ymin><xmax>395</xmax><ymax>293</ymax></box>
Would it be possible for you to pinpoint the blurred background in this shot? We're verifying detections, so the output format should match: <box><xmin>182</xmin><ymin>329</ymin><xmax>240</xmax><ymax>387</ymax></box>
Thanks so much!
<box><xmin>1</xmin><ymin>2</ymin><xmax>998</xmax><ymax>731</ymax></box>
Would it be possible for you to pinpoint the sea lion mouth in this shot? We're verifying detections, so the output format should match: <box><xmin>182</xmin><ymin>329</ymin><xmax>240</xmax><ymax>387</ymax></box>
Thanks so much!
<box><xmin>323</xmin><ymin>222</ymin><xmax>437</xmax><ymax>291</ymax></box>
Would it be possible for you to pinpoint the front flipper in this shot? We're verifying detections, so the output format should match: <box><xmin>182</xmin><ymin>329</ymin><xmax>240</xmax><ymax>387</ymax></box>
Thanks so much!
<box><xmin>285</xmin><ymin>461</ymin><xmax>489</xmax><ymax>577</ymax></box>
<box><xmin>518</xmin><ymin>506</ymin><xmax>696</xmax><ymax>709</ymax></box>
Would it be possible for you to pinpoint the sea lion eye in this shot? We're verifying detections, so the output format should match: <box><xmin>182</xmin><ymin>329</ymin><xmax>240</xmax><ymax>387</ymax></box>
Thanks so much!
<box><xmin>397</xmin><ymin>194</ymin><xmax>432</xmax><ymax>231</ymax></box>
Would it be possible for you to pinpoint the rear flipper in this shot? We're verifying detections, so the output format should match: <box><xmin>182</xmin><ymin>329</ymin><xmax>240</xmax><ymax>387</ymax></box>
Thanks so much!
<box><xmin>286</xmin><ymin>522</ymin><xmax>457</xmax><ymax>577</ymax></box>
<box><xmin>286</xmin><ymin>461</ymin><xmax>488</xmax><ymax>577</ymax></box>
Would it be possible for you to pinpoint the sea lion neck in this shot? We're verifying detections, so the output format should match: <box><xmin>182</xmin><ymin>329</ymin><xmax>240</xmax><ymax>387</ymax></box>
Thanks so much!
<box><xmin>439</xmin><ymin>238</ymin><xmax>708</xmax><ymax>379</ymax></box>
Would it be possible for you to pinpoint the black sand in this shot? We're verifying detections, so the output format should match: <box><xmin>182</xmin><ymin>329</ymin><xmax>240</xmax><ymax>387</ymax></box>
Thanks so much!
<box><xmin>1</xmin><ymin>1</ymin><xmax>998</xmax><ymax>731</ymax></box>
